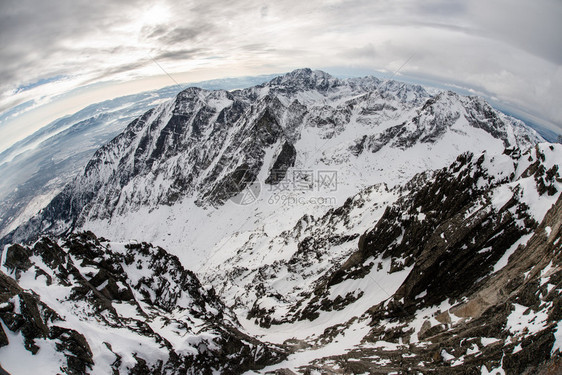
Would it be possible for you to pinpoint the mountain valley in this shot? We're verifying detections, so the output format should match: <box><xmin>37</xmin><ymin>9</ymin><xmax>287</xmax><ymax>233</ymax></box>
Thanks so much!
<box><xmin>0</xmin><ymin>69</ymin><xmax>561</xmax><ymax>374</ymax></box>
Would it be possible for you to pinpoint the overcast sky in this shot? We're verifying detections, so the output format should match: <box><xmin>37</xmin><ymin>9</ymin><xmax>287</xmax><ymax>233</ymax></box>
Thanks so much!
<box><xmin>1</xmin><ymin>0</ymin><xmax>561</xmax><ymax>152</ymax></box>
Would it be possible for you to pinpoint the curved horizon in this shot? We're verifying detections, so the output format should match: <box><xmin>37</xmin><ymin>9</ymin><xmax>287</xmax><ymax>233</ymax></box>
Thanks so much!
<box><xmin>1</xmin><ymin>0</ymin><xmax>561</xmax><ymax>152</ymax></box>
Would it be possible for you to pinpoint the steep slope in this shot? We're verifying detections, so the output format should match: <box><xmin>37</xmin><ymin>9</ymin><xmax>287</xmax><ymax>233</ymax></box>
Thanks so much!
<box><xmin>2</xmin><ymin>69</ymin><xmax>542</xmax><ymax>270</ymax></box>
<box><xmin>2</xmin><ymin>145</ymin><xmax>560</xmax><ymax>374</ymax></box>
<box><xmin>0</xmin><ymin>69</ymin><xmax>556</xmax><ymax>374</ymax></box>
<box><xmin>0</xmin><ymin>75</ymin><xmax>280</xmax><ymax>239</ymax></box>
<box><xmin>242</xmin><ymin>143</ymin><xmax>562</xmax><ymax>374</ymax></box>
<box><xmin>0</xmin><ymin>231</ymin><xmax>284</xmax><ymax>374</ymax></box>
<box><xmin>0</xmin><ymin>86</ymin><xmax>181</xmax><ymax>239</ymax></box>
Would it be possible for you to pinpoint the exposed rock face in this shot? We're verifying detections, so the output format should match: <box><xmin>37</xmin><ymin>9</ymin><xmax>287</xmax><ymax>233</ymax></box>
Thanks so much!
<box><xmin>204</xmin><ymin>144</ymin><xmax>562</xmax><ymax>374</ymax></box>
<box><xmin>0</xmin><ymin>69</ymin><xmax>556</xmax><ymax>374</ymax></box>
<box><xmin>2</xmin><ymin>69</ymin><xmax>541</xmax><ymax>248</ymax></box>
<box><xmin>0</xmin><ymin>267</ymin><xmax>93</xmax><ymax>373</ymax></box>
<box><xmin>0</xmin><ymin>232</ymin><xmax>285</xmax><ymax>374</ymax></box>
<box><xmin>322</xmin><ymin>191</ymin><xmax>562</xmax><ymax>375</ymax></box>
<box><xmin>265</xmin><ymin>141</ymin><xmax>297</xmax><ymax>185</ymax></box>
<box><xmin>307</xmin><ymin>149</ymin><xmax>562</xmax><ymax>374</ymax></box>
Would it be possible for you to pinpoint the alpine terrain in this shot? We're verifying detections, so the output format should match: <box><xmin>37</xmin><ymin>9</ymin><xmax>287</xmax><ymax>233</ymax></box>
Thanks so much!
<box><xmin>1</xmin><ymin>69</ymin><xmax>561</xmax><ymax>374</ymax></box>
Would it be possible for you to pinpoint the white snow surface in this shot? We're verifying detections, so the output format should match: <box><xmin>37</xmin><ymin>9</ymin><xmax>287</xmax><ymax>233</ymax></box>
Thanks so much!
<box><xmin>0</xmin><ymin>239</ymin><xmax>244</xmax><ymax>374</ymax></box>
<box><xmin>80</xmin><ymin>76</ymin><xmax>543</xmax><ymax>274</ymax></box>
<box><xmin>0</xmin><ymin>321</ymin><xmax>65</xmax><ymax>375</ymax></box>
<box><xmin>6</xmin><ymin>71</ymin><xmax>561</xmax><ymax>372</ymax></box>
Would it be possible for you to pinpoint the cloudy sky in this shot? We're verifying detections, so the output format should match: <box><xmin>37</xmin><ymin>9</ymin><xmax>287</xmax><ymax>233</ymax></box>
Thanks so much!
<box><xmin>1</xmin><ymin>0</ymin><xmax>561</xmax><ymax>151</ymax></box>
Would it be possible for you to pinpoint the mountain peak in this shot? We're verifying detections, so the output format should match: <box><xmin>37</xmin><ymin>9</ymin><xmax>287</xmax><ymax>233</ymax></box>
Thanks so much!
<box><xmin>266</xmin><ymin>68</ymin><xmax>339</xmax><ymax>91</ymax></box>
<box><xmin>2</xmin><ymin>68</ymin><xmax>544</xmax><ymax>249</ymax></box>
<box><xmin>1</xmin><ymin>68</ymin><xmax>560</xmax><ymax>375</ymax></box>
<box><xmin>286</xmin><ymin>67</ymin><xmax>331</xmax><ymax>78</ymax></box>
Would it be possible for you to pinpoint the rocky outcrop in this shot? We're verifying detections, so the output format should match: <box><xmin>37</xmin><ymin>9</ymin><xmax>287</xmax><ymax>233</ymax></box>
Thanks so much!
<box><xmin>303</xmin><ymin>192</ymin><xmax>562</xmax><ymax>375</ymax></box>
<box><xmin>286</xmin><ymin>145</ymin><xmax>562</xmax><ymax>374</ymax></box>
<box><xmin>0</xmin><ymin>270</ymin><xmax>94</xmax><ymax>373</ymax></box>
<box><xmin>0</xmin><ymin>232</ymin><xmax>286</xmax><ymax>374</ymax></box>
<box><xmin>265</xmin><ymin>141</ymin><xmax>297</xmax><ymax>185</ymax></box>
<box><xmin>201</xmin><ymin>144</ymin><xmax>561</xmax><ymax>374</ymax></box>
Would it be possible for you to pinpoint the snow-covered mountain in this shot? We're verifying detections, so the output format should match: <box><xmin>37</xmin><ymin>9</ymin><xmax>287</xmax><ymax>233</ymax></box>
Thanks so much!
<box><xmin>0</xmin><ymin>232</ymin><xmax>284</xmax><ymax>374</ymax></box>
<box><xmin>1</xmin><ymin>69</ymin><xmax>561</xmax><ymax>374</ymax></box>
<box><xmin>0</xmin><ymin>86</ymin><xmax>180</xmax><ymax>239</ymax></box>
<box><xmin>241</xmin><ymin>144</ymin><xmax>562</xmax><ymax>374</ymax></box>
<box><xmin>2</xmin><ymin>69</ymin><xmax>541</xmax><ymax>255</ymax></box>
<box><xmin>0</xmin><ymin>74</ymin><xmax>278</xmax><ymax>239</ymax></box>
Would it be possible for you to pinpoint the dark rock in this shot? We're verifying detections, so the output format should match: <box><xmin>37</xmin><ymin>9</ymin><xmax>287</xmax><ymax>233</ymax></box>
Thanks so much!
<box><xmin>0</xmin><ymin>233</ymin><xmax>288</xmax><ymax>373</ymax></box>
<box><xmin>0</xmin><ymin>323</ymin><xmax>8</xmax><ymax>348</ymax></box>
<box><xmin>265</xmin><ymin>141</ymin><xmax>297</xmax><ymax>185</ymax></box>
<box><xmin>18</xmin><ymin>293</ymin><xmax>50</xmax><ymax>353</ymax></box>
<box><xmin>49</xmin><ymin>326</ymin><xmax>94</xmax><ymax>374</ymax></box>
<box><xmin>3</xmin><ymin>244</ymin><xmax>32</xmax><ymax>276</ymax></box>
<box><xmin>0</xmin><ymin>271</ymin><xmax>22</xmax><ymax>299</ymax></box>
<box><xmin>265</xmin><ymin>369</ymin><xmax>297</xmax><ymax>375</ymax></box>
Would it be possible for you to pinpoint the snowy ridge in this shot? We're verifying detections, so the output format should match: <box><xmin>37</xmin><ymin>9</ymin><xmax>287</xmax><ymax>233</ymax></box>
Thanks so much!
<box><xmin>2</xmin><ymin>69</ymin><xmax>542</xmax><ymax>253</ymax></box>
<box><xmin>0</xmin><ymin>86</ymin><xmax>184</xmax><ymax>239</ymax></box>
<box><xmin>238</xmin><ymin>143</ymin><xmax>562</xmax><ymax>373</ymax></box>
<box><xmin>0</xmin><ymin>232</ymin><xmax>284</xmax><ymax>374</ymax></box>
<box><xmin>204</xmin><ymin>143</ymin><xmax>561</xmax><ymax>323</ymax></box>
<box><xmin>2</xmin><ymin>143</ymin><xmax>559</xmax><ymax>374</ymax></box>
<box><xmin>1</xmin><ymin>69</ymin><xmax>558</xmax><ymax>374</ymax></box>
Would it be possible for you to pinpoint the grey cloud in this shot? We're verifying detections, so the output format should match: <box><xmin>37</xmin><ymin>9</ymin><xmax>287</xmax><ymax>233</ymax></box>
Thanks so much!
<box><xmin>0</xmin><ymin>0</ymin><xmax>561</xmax><ymax>138</ymax></box>
<box><xmin>344</xmin><ymin>43</ymin><xmax>377</xmax><ymax>60</ymax></box>
<box><xmin>240</xmin><ymin>43</ymin><xmax>276</xmax><ymax>54</ymax></box>
<box><xmin>467</xmin><ymin>0</ymin><xmax>562</xmax><ymax>65</ymax></box>
<box><xmin>155</xmin><ymin>48</ymin><xmax>204</xmax><ymax>61</ymax></box>
<box><xmin>1</xmin><ymin>1</ymin><xmax>141</xmax><ymax>49</ymax></box>
<box><xmin>0</xmin><ymin>0</ymin><xmax>143</xmax><ymax>90</ymax></box>
<box><xmin>98</xmin><ymin>61</ymin><xmax>152</xmax><ymax>77</ymax></box>
<box><xmin>416</xmin><ymin>0</ymin><xmax>468</xmax><ymax>17</ymax></box>
<box><xmin>146</xmin><ymin>26</ymin><xmax>213</xmax><ymax>45</ymax></box>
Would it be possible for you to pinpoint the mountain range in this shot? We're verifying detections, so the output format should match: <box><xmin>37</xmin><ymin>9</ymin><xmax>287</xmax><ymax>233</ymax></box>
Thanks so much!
<box><xmin>0</xmin><ymin>69</ymin><xmax>561</xmax><ymax>374</ymax></box>
<box><xmin>0</xmin><ymin>74</ymin><xmax>278</xmax><ymax>239</ymax></box>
